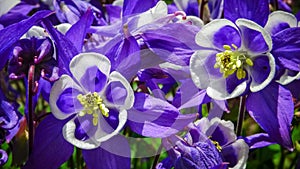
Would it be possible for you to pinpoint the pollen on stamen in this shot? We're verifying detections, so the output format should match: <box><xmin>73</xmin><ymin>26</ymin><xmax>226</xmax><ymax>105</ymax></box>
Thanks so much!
<box><xmin>215</xmin><ymin>44</ymin><xmax>254</xmax><ymax>80</ymax></box>
<box><xmin>77</xmin><ymin>92</ymin><xmax>110</xmax><ymax>126</ymax></box>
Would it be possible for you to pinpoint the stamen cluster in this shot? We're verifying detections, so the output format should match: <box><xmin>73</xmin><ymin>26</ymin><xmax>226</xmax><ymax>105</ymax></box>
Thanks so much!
<box><xmin>77</xmin><ymin>92</ymin><xmax>109</xmax><ymax>126</ymax></box>
<box><xmin>214</xmin><ymin>44</ymin><xmax>254</xmax><ymax>79</ymax></box>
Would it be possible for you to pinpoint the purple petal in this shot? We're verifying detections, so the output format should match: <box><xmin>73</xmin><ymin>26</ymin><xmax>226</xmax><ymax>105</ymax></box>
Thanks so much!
<box><xmin>272</xmin><ymin>28</ymin><xmax>300</xmax><ymax>71</ymax></box>
<box><xmin>56</xmin><ymin>87</ymin><xmax>83</xmax><ymax>114</ymax></box>
<box><xmin>213</xmin><ymin>25</ymin><xmax>241</xmax><ymax>50</ymax></box>
<box><xmin>244</xmin><ymin>133</ymin><xmax>276</xmax><ymax>149</ymax></box>
<box><xmin>42</xmin><ymin>19</ymin><xmax>79</xmax><ymax>75</ymax></box>
<box><xmin>122</xmin><ymin>0</ymin><xmax>158</xmax><ymax>18</ymax></box>
<box><xmin>249</xmin><ymin>55</ymin><xmax>272</xmax><ymax>84</ymax></box>
<box><xmin>237</xmin><ymin>20</ymin><xmax>270</xmax><ymax>53</ymax></box>
<box><xmin>82</xmin><ymin>135</ymin><xmax>131</xmax><ymax>169</ymax></box>
<box><xmin>127</xmin><ymin>93</ymin><xmax>196</xmax><ymax>137</ymax></box>
<box><xmin>23</xmin><ymin>114</ymin><xmax>74</xmax><ymax>169</ymax></box>
<box><xmin>224</xmin><ymin>0</ymin><xmax>269</xmax><ymax>26</ymax></box>
<box><xmin>80</xmin><ymin>65</ymin><xmax>107</xmax><ymax>92</ymax></box>
<box><xmin>0</xmin><ymin>10</ymin><xmax>53</xmax><ymax>70</ymax></box>
<box><xmin>115</xmin><ymin>36</ymin><xmax>141</xmax><ymax>80</ymax></box>
<box><xmin>105</xmin><ymin>81</ymin><xmax>127</xmax><ymax>106</ymax></box>
<box><xmin>221</xmin><ymin>139</ymin><xmax>248</xmax><ymax>168</ymax></box>
<box><xmin>142</xmin><ymin>23</ymin><xmax>200</xmax><ymax>66</ymax></box>
<box><xmin>66</xmin><ymin>8</ymin><xmax>93</xmax><ymax>52</ymax></box>
<box><xmin>246</xmin><ymin>82</ymin><xmax>294</xmax><ymax>151</ymax></box>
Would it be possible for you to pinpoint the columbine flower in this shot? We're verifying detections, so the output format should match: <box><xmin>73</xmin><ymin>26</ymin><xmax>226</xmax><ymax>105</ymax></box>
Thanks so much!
<box><xmin>190</xmin><ymin>18</ymin><xmax>275</xmax><ymax>100</ymax></box>
<box><xmin>8</xmin><ymin>37</ymin><xmax>57</xmax><ymax>82</ymax></box>
<box><xmin>49</xmin><ymin>52</ymin><xmax>134</xmax><ymax>149</ymax></box>
<box><xmin>161</xmin><ymin>117</ymin><xmax>249</xmax><ymax>169</ymax></box>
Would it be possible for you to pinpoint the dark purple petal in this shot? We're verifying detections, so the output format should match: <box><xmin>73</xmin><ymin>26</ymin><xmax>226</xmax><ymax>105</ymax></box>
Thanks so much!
<box><xmin>224</xmin><ymin>0</ymin><xmax>269</xmax><ymax>26</ymax></box>
<box><xmin>82</xmin><ymin>135</ymin><xmax>131</xmax><ymax>169</ymax></box>
<box><xmin>42</xmin><ymin>19</ymin><xmax>79</xmax><ymax>75</ymax></box>
<box><xmin>127</xmin><ymin>93</ymin><xmax>196</xmax><ymax>137</ymax></box>
<box><xmin>244</xmin><ymin>133</ymin><xmax>276</xmax><ymax>149</ymax></box>
<box><xmin>23</xmin><ymin>114</ymin><xmax>74</xmax><ymax>169</ymax></box>
<box><xmin>105</xmin><ymin>81</ymin><xmax>127</xmax><ymax>106</ymax></box>
<box><xmin>80</xmin><ymin>66</ymin><xmax>107</xmax><ymax>93</ymax></box>
<box><xmin>122</xmin><ymin>0</ymin><xmax>158</xmax><ymax>18</ymax></box>
<box><xmin>0</xmin><ymin>10</ymin><xmax>53</xmax><ymax>70</ymax></box>
<box><xmin>221</xmin><ymin>139</ymin><xmax>248</xmax><ymax>168</ymax></box>
<box><xmin>225</xmin><ymin>73</ymin><xmax>247</xmax><ymax>94</ymax></box>
<box><xmin>238</xmin><ymin>24</ymin><xmax>269</xmax><ymax>53</ymax></box>
<box><xmin>66</xmin><ymin>8</ymin><xmax>93</xmax><ymax>52</ymax></box>
<box><xmin>246</xmin><ymin>82</ymin><xmax>294</xmax><ymax>151</ymax></box>
<box><xmin>272</xmin><ymin>28</ymin><xmax>300</xmax><ymax>71</ymax></box>
<box><xmin>74</xmin><ymin>115</ymin><xmax>97</xmax><ymax>140</ymax></box>
<box><xmin>249</xmin><ymin>55</ymin><xmax>271</xmax><ymax>84</ymax></box>
<box><xmin>56</xmin><ymin>88</ymin><xmax>83</xmax><ymax>114</ymax></box>
<box><xmin>213</xmin><ymin>25</ymin><xmax>241</xmax><ymax>50</ymax></box>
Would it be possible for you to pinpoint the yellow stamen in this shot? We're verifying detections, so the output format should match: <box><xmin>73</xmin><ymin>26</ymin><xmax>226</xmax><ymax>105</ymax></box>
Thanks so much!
<box><xmin>77</xmin><ymin>92</ymin><xmax>109</xmax><ymax>126</ymax></box>
<box><xmin>215</xmin><ymin>44</ymin><xmax>253</xmax><ymax>79</ymax></box>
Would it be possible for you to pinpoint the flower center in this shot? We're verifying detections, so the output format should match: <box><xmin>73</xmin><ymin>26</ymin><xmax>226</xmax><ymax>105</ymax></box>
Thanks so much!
<box><xmin>77</xmin><ymin>92</ymin><xmax>109</xmax><ymax>126</ymax></box>
<box><xmin>214</xmin><ymin>44</ymin><xmax>254</xmax><ymax>80</ymax></box>
<box><xmin>208</xmin><ymin>136</ymin><xmax>222</xmax><ymax>152</ymax></box>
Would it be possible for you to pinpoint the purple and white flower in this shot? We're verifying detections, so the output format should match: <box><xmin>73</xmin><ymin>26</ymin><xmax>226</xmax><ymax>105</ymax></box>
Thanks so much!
<box><xmin>190</xmin><ymin>18</ymin><xmax>275</xmax><ymax>100</ymax></box>
<box><xmin>50</xmin><ymin>52</ymin><xmax>134</xmax><ymax>149</ymax></box>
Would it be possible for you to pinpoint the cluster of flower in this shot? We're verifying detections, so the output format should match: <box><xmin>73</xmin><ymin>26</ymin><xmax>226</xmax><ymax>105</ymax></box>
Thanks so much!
<box><xmin>0</xmin><ymin>0</ymin><xmax>299</xmax><ymax>169</ymax></box>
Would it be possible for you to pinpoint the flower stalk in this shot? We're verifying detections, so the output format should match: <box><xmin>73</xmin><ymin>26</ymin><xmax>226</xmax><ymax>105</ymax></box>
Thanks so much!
<box><xmin>236</xmin><ymin>95</ymin><xmax>247</xmax><ymax>136</ymax></box>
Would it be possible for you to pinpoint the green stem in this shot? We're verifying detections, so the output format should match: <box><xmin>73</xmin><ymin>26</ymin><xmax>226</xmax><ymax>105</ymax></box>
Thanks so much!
<box><xmin>151</xmin><ymin>141</ymin><xmax>163</xmax><ymax>169</ymax></box>
<box><xmin>236</xmin><ymin>96</ymin><xmax>247</xmax><ymax>136</ymax></box>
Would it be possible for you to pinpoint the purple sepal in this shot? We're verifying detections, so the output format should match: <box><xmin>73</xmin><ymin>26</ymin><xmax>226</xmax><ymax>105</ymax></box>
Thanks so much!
<box><xmin>122</xmin><ymin>0</ymin><xmax>158</xmax><ymax>18</ymax></box>
<box><xmin>82</xmin><ymin>135</ymin><xmax>131</xmax><ymax>169</ymax></box>
<box><xmin>208</xmin><ymin>0</ymin><xmax>224</xmax><ymax>19</ymax></box>
<box><xmin>23</xmin><ymin>114</ymin><xmax>74</xmax><ymax>169</ymax></box>
<box><xmin>246</xmin><ymin>82</ymin><xmax>294</xmax><ymax>151</ymax></box>
<box><xmin>244</xmin><ymin>133</ymin><xmax>276</xmax><ymax>149</ymax></box>
<box><xmin>115</xmin><ymin>36</ymin><xmax>141</xmax><ymax>81</ymax></box>
<box><xmin>105</xmin><ymin>5</ymin><xmax>122</xmax><ymax>24</ymax></box>
<box><xmin>0</xmin><ymin>10</ymin><xmax>53</xmax><ymax>70</ymax></box>
<box><xmin>42</xmin><ymin>19</ymin><xmax>79</xmax><ymax>76</ymax></box>
<box><xmin>142</xmin><ymin>23</ymin><xmax>200</xmax><ymax>66</ymax></box>
<box><xmin>272</xmin><ymin>28</ymin><xmax>300</xmax><ymax>72</ymax></box>
<box><xmin>66</xmin><ymin>8</ymin><xmax>93</xmax><ymax>52</ymax></box>
<box><xmin>224</xmin><ymin>0</ymin><xmax>269</xmax><ymax>26</ymax></box>
<box><xmin>127</xmin><ymin>93</ymin><xmax>196</xmax><ymax>137</ymax></box>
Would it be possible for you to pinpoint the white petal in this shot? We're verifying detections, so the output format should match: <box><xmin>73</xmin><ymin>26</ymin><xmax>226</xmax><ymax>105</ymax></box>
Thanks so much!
<box><xmin>50</xmin><ymin>75</ymin><xmax>83</xmax><ymax>120</ymax></box>
<box><xmin>190</xmin><ymin>50</ymin><xmax>219</xmax><ymax>89</ymax></box>
<box><xmin>277</xmin><ymin>70</ymin><xmax>300</xmax><ymax>85</ymax></box>
<box><xmin>236</xmin><ymin>18</ymin><xmax>272</xmax><ymax>53</ymax></box>
<box><xmin>55</xmin><ymin>23</ymin><xmax>72</xmax><ymax>35</ymax></box>
<box><xmin>229</xmin><ymin>139</ymin><xmax>249</xmax><ymax>169</ymax></box>
<box><xmin>265</xmin><ymin>11</ymin><xmax>297</xmax><ymax>35</ymax></box>
<box><xmin>69</xmin><ymin>52</ymin><xmax>111</xmax><ymax>92</ymax></box>
<box><xmin>206</xmin><ymin>78</ymin><xmax>247</xmax><ymax>100</ymax></box>
<box><xmin>104</xmin><ymin>71</ymin><xmax>134</xmax><ymax>110</ymax></box>
<box><xmin>195</xmin><ymin>19</ymin><xmax>238</xmax><ymax>50</ymax></box>
<box><xmin>96</xmin><ymin>109</ymin><xmax>127</xmax><ymax>142</ymax></box>
<box><xmin>62</xmin><ymin>118</ymin><xmax>101</xmax><ymax>149</ymax></box>
<box><xmin>250</xmin><ymin>53</ymin><xmax>276</xmax><ymax>92</ymax></box>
